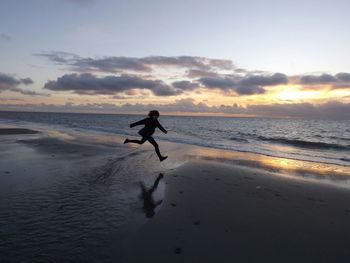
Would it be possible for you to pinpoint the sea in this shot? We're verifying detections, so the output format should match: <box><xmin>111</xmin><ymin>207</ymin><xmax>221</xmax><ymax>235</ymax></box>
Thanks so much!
<box><xmin>0</xmin><ymin>111</ymin><xmax>349</xmax><ymax>167</ymax></box>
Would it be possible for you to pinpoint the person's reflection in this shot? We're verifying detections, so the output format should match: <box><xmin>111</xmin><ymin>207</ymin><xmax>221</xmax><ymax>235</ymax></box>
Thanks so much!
<box><xmin>140</xmin><ymin>173</ymin><xmax>164</xmax><ymax>218</ymax></box>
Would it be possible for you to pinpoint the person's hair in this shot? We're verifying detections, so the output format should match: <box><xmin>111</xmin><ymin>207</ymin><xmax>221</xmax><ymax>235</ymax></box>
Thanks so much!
<box><xmin>148</xmin><ymin>110</ymin><xmax>160</xmax><ymax>117</ymax></box>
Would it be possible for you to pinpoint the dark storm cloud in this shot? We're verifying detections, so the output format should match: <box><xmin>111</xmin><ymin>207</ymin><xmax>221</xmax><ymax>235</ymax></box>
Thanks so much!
<box><xmin>198</xmin><ymin>73</ymin><xmax>287</xmax><ymax>95</ymax></box>
<box><xmin>43</xmin><ymin>73</ymin><xmax>181</xmax><ymax>96</ymax></box>
<box><xmin>36</xmin><ymin>52</ymin><xmax>235</xmax><ymax>73</ymax></box>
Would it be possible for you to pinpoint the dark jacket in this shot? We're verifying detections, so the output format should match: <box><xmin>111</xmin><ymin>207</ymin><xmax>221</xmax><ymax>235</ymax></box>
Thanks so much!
<box><xmin>130</xmin><ymin>117</ymin><xmax>167</xmax><ymax>138</ymax></box>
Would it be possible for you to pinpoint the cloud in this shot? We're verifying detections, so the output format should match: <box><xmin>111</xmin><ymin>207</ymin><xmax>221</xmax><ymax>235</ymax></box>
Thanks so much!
<box><xmin>141</xmin><ymin>56</ymin><xmax>234</xmax><ymax>70</ymax></box>
<box><xmin>44</xmin><ymin>73</ymin><xmax>181</xmax><ymax>96</ymax></box>
<box><xmin>119</xmin><ymin>98</ymin><xmax>226</xmax><ymax>113</ymax></box>
<box><xmin>0</xmin><ymin>33</ymin><xmax>11</xmax><ymax>42</ymax></box>
<box><xmin>34</xmin><ymin>51</ymin><xmax>80</xmax><ymax>64</ymax></box>
<box><xmin>72</xmin><ymin>57</ymin><xmax>151</xmax><ymax>73</ymax></box>
<box><xmin>186</xmin><ymin>69</ymin><xmax>221</xmax><ymax>78</ymax></box>
<box><xmin>198</xmin><ymin>76</ymin><xmax>236</xmax><ymax>90</ymax></box>
<box><xmin>0</xmin><ymin>73</ymin><xmax>22</xmax><ymax>89</ymax></box>
<box><xmin>298</xmin><ymin>73</ymin><xmax>350</xmax><ymax>89</ymax></box>
<box><xmin>234</xmin><ymin>85</ymin><xmax>266</xmax><ymax>95</ymax></box>
<box><xmin>20</xmin><ymin>78</ymin><xmax>34</xmax><ymax>85</ymax></box>
<box><xmin>198</xmin><ymin>73</ymin><xmax>287</xmax><ymax>95</ymax></box>
<box><xmin>9</xmin><ymin>87</ymin><xmax>49</xmax><ymax>96</ymax></box>
<box><xmin>35</xmin><ymin>51</ymin><xmax>349</xmax><ymax>96</ymax></box>
<box><xmin>299</xmin><ymin>74</ymin><xmax>337</xmax><ymax>85</ymax></box>
<box><xmin>1</xmin><ymin>100</ymin><xmax>349</xmax><ymax>119</ymax></box>
<box><xmin>246</xmin><ymin>101</ymin><xmax>350</xmax><ymax>120</ymax></box>
<box><xmin>44</xmin><ymin>71</ymin><xmax>285</xmax><ymax>97</ymax></box>
<box><xmin>36</xmin><ymin>52</ymin><xmax>289</xmax><ymax>96</ymax></box>
<box><xmin>335</xmin><ymin>72</ymin><xmax>350</xmax><ymax>82</ymax></box>
<box><xmin>172</xmin><ymin>80</ymin><xmax>198</xmax><ymax>90</ymax></box>
<box><xmin>36</xmin><ymin>52</ymin><xmax>235</xmax><ymax>73</ymax></box>
<box><xmin>239</xmin><ymin>73</ymin><xmax>288</xmax><ymax>87</ymax></box>
<box><xmin>0</xmin><ymin>73</ymin><xmax>31</xmax><ymax>89</ymax></box>
<box><xmin>152</xmin><ymin>86</ymin><xmax>182</xmax><ymax>96</ymax></box>
<box><xmin>0</xmin><ymin>99</ymin><xmax>244</xmax><ymax>115</ymax></box>
<box><xmin>0</xmin><ymin>73</ymin><xmax>47</xmax><ymax>96</ymax></box>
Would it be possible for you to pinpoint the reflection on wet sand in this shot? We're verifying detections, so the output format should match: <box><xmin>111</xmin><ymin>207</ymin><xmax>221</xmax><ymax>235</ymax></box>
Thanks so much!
<box><xmin>188</xmin><ymin>147</ymin><xmax>350</xmax><ymax>184</ymax></box>
<box><xmin>139</xmin><ymin>173</ymin><xmax>164</xmax><ymax>218</ymax></box>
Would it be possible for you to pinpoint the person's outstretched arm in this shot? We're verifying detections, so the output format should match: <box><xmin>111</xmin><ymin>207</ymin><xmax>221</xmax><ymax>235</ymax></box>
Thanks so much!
<box><xmin>130</xmin><ymin>118</ymin><xmax>147</xmax><ymax>128</ymax></box>
<box><xmin>157</xmin><ymin>121</ymin><xmax>167</xmax><ymax>134</ymax></box>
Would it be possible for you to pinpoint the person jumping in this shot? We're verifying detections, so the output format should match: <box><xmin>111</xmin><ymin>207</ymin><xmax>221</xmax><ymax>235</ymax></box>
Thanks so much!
<box><xmin>124</xmin><ymin>110</ymin><xmax>168</xmax><ymax>162</ymax></box>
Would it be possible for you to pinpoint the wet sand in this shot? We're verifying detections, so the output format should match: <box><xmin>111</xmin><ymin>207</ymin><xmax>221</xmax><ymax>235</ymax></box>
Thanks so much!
<box><xmin>1</xmin><ymin>126</ymin><xmax>350</xmax><ymax>262</ymax></box>
<box><xmin>0</xmin><ymin>128</ymin><xmax>39</xmax><ymax>135</ymax></box>
<box><xmin>0</xmin><ymin>127</ymin><xmax>147</xmax><ymax>262</ymax></box>
<box><xmin>123</xmin><ymin>161</ymin><xmax>350</xmax><ymax>262</ymax></box>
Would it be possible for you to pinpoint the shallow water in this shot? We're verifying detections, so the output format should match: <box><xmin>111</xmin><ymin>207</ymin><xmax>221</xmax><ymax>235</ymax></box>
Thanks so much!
<box><xmin>1</xmin><ymin>111</ymin><xmax>349</xmax><ymax>166</ymax></box>
<box><xmin>0</xmin><ymin>134</ymin><xmax>165</xmax><ymax>263</ymax></box>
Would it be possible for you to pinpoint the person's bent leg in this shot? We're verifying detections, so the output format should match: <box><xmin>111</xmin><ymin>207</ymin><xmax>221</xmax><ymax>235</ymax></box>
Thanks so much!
<box><xmin>147</xmin><ymin>137</ymin><xmax>167</xmax><ymax>161</ymax></box>
<box><xmin>125</xmin><ymin>137</ymin><xmax>146</xmax><ymax>144</ymax></box>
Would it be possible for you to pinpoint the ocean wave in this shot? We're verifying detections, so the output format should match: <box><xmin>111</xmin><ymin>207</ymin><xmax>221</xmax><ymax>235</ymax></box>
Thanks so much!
<box><xmin>328</xmin><ymin>136</ymin><xmax>350</xmax><ymax>142</ymax></box>
<box><xmin>229</xmin><ymin>137</ymin><xmax>248</xmax><ymax>142</ymax></box>
<box><xmin>2</xmin><ymin>112</ymin><xmax>350</xmax><ymax>167</ymax></box>
<box><xmin>257</xmin><ymin>136</ymin><xmax>349</xmax><ymax>151</ymax></box>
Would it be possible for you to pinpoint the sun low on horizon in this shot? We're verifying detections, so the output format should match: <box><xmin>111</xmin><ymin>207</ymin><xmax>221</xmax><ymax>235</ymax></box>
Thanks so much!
<box><xmin>1</xmin><ymin>0</ymin><xmax>350</xmax><ymax>119</ymax></box>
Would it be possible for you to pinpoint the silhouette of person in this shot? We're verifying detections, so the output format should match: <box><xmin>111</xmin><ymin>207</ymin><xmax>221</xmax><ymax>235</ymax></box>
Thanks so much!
<box><xmin>124</xmin><ymin>110</ymin><xmax>168</xmax><ymax>162</ymax></box>
<box><xmin>139</xmin><ymin>173</ymin><xmax>164</xmax><ymax>218</ymax></box>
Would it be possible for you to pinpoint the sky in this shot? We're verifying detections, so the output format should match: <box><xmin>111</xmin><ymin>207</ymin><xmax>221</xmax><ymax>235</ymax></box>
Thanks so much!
<box><xmin>0</xmin><ymin>0</ymin><xmax>350</xmax><ymax>118</ymax></box>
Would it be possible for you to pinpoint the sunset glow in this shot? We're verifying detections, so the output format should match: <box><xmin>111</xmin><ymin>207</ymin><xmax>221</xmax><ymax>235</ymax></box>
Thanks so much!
<box><xmin>276</xmin><ymin>88</ymin><xmax>323</xmax><ymax>102</ymax></box>
<box><xmin>0</xmin><ymin>0</ymin><xmax>349</xmax><ymax>119</ymax></box>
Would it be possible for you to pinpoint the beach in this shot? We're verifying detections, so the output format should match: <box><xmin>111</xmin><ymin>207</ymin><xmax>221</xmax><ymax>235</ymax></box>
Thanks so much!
<box><xmin>1</xmin><ymin>124</ymin><xmax>350</xmax><ymax>262</ymax></box>
<box><xmin>124</xmin><ymin>162</ymin><xmax>350</xmax><ymax>262</ymax></box>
